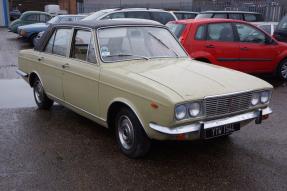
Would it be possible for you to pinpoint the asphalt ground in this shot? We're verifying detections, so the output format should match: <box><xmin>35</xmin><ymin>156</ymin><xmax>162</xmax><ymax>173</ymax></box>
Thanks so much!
<box><xmin>0</xmin><ymin>28</ymin><xmax>287</xmax><ymax>191</ymax></box>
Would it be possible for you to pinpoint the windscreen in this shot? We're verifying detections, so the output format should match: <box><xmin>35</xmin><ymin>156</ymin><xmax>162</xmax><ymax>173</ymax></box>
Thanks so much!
<box><xmin>98</xmin><ymin>26</ymin><xmax>187</xmax><ymax>62</ymax></box>
<box><xmin>166</xmin><ymin>23</ymin><xmax>186</xmax><ymax>39</ymax></box>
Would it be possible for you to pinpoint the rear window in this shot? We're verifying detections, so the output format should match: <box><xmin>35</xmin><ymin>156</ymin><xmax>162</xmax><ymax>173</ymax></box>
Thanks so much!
<box><xmin>166</xmin><ymin>23</ymin><xmax>186</xmax><ymax>38</ymax></box>
<box><xmin>174</xmin><ymin>13</ymin><xmax>197</xmax><ymax>20</ymax></box>
<box><xmin>278</xmin><ymin>16</ymin><xmax>287</xmax><ymax>30</ymax></box>
<box><xmin>151</xmin><ymin>12</ymin><xmax>175</xmax><ymax>24</ymax></box>
<box><xmin>229</xmin><ymin>13</ymin><xmax>243</xmax><ymax>20</ymax></box>
<box><xmin>195</xmin><ymin>13</ymin><xmax>213</xmax><ymax>19</ymax></box>
<box><xmin>244</xmin><ymin>14</ymin><xmax>263</xmax><ymax>22</ymax></box>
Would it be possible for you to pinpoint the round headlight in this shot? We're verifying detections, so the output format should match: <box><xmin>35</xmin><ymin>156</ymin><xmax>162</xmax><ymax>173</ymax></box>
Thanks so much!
<box><xmin>175</xmin><ymin>105</ymin><xmax>187</xmax><ymax>120</ymax></box>
<box><xmin>261</xmin><ymin>91</ymin><xmax>270</xmax><ymax>103</ymax></box>
<box><xmin>188</xmin><ymin>102</ymin><xmax>201</xmax><ymax>117</ymax></box>
<box><xmin>251</xmin><ymin>93</ymin><xmax>260</xmax><ymax>106</ymax></box>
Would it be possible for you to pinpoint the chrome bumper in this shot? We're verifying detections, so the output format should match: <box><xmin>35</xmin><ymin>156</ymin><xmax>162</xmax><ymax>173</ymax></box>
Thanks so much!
<box><xmin>149</xmin><ymin>107</ymin><xmax>272</xmax><ymax>135</ymax></box>
<box><xmin>16</xmin><ymin>69</ymin><xmax>28</xmax><ymax>78</ymax></box>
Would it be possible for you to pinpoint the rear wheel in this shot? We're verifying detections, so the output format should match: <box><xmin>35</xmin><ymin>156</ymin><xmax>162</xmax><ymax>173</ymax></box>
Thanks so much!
<box><xmin>277</xmin><ymin>59</ymin><xmax>287</xmax><ymax>80</ymax></box>
<box><xmin>33</xmin><ymin>78</ymin><xmax>53</xmax><ymax>109</ymax></box>
<box><xmin>115</xmin><ymin>107</ymin><xmax>151</xmax><ymax>158</ymax></box>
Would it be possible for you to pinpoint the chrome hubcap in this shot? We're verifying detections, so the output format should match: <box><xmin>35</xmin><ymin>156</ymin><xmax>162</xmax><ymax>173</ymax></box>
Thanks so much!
<box><xmin>281</xmin><ymin>62</ymin><xmax>287</xmax><ymax>79</ymax></box>
<box><xmin>118</xmin><ymin>115</ymin><xmax>134</xmax><ymax>150</ymax></box>
<box><xmin>35</xmin><ymin>81</ymin><xmax>44</xmax><ymax>103</ymax></box>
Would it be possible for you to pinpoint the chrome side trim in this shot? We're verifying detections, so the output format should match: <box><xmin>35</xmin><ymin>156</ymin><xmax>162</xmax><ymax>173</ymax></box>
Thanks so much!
<box><xmin>16</xmin><ymin>69</ymin><xmax>28</xmax><ymax>78</ymax></box>
<box><xmin>149</xmin><ymin>107</ymin><xmax>272</xmax><ymax>135</ymax></box>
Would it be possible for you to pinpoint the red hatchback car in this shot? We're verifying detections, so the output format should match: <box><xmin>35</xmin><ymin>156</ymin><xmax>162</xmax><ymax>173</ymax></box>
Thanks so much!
<box><xmin>167</xmin><ymin>19</ymin><xmax>287</xmax><ymax>80</ymax></box>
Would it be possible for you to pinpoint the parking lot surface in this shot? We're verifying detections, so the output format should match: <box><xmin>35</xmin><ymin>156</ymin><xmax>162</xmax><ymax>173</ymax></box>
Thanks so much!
<box><xmin>0</xmin><ymin>28</ymin><xmax>287</xmax><ymax>191</ymax></box>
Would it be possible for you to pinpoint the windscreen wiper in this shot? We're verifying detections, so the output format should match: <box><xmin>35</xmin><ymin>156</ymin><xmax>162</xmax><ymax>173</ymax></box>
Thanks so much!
<box><xmin>148</xmin><ymin>32</ymin><xmax>179</xmax><ymax>58</ymax></box>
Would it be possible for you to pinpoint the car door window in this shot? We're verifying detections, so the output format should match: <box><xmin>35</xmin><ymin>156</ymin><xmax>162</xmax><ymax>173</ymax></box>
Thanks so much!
<box><xmin>207</xmin><ymin>23</ymin><xmax>234</xmax><ymax>41</ymax></box>
<box><xmin>25</xmin><ymin>14</ymin><xmax>39</xmax><ymax>22</ymax></box>
<box><xmin>195</xmin><ymin>25</ymin><xmax>206</xmax><ymax>40</ymax></box>
<box><xmin>244</xmin><ymin>14</ymin><xmax>257</xmax><ymax>22</ymax></box>
<box><xmin>70</xmin><ymin>30</ymin><xmax>96</xmax><ymax>63</ymax></box>
<box><xmin>60</xmin><ymin>17</ymin><xmax>74</xmax><ymax>22</ymax></box>
<box><xmin>151</xmin><ymin>12</ymin><xmax>175</xmax><ymax>24</ymax></box>
<box><xmin>45</xmin><ymin>31</ymin><xmax>56</xmax><ymax>53</ymax></box>
<box><xmin>126</xmin><ymin>11</ymin><xmax>151</xmax><ymax>20</ymax></box>
<box><xmin>229</xmin><ymin>13</ymin><xmax>243</xmax><ymax>20</ymax></box>
<box><xmin>213</xmin><ymin>14</ymin><xmax>227</xmax><ymax>19</ymax></box>
<box><xmin>235</xmin><ymin>23</ymin><xmax>266</xmax><ymax>44</ymax></box>
<box><xmin>39</xmin><ymin>14</ymin><xmax>49</xmax><ymax>22</ymax></box>
<box><xmin>278</xmin><ymin>16</ymin><xmax>287</xmax><ymax>30</ymax></box>
<box><xmin>103</xmin><ymin>12</ymin><xmax>125</xmax><ymax>19</ymax></box>
<box><xmin>45</xmin><ymin>28</ymin><xmax>72</xmax><ymax>56</ymax></box>
<box><xmin>258</xmin><ymin>24</ymin><xmax>271</xmax><ymax>34</ymax></box>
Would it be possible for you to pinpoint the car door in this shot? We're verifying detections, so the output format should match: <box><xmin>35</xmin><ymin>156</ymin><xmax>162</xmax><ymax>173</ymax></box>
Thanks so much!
<box><xmin>204</xmin><ymin>22</ymin><xmax>241</xmax><ymax>70</ymax></box>
<box><xmin>62</xmin><ymin>28</ymin><xmax>100</xmax><ymax>116</ymax></box>
<box><xmin>38</xmin><ymin>28</ymin><xmax>73</xmax><ymax>100</ymax></box>
<box><xmin>234</xmin><ymin>23</ymin><xmax>278</xmax><ymax>73</ymax></box>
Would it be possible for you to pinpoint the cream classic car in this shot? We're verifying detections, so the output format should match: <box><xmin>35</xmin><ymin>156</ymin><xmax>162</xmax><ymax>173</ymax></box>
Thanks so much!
<box><xmin>17</xmin><ymin>19</ymin><xmax>273</xmax><ymax>158</ymax></box>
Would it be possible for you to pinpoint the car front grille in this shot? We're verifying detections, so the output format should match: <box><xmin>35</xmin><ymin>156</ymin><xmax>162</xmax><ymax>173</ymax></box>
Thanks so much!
<box><xmin>205</xmin><ymin>91</ymin><xmax>253</xmax><ymax>118</ymax></box>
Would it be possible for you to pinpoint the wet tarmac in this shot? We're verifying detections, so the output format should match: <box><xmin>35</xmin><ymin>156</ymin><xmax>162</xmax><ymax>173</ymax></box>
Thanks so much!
<box><xmin>0</xmin><ymin>28</ymin><xmax>287</xmax><ymax>191</ymax></box>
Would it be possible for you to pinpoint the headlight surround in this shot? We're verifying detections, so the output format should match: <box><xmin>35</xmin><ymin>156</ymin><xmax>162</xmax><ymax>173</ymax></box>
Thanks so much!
<box><xmin>175</xmin><ymin>105</ymin><xmax>187</xmax><ymax>120</ymax></box>
<box><xmin>188</xmin><ymin>102</ymin><xmax>201</xmax><ymax>117</ymax></box>
<box><xmin>175</xmin><ymin>101</ymin><xmax>203</xmax><ymax>121</ymax></box>
<box><xmin>260</xmin><ymin>91</ymin><xmax>271</xmax><ymax>104</ymax></box>
<box><xmin>251</xmin><ymin>90</ymin><xmax>272</xmax><ymax>106</ymax></box>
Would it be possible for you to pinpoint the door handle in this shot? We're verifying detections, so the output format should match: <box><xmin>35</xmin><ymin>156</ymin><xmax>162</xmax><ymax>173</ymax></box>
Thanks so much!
<box><xmin>240</xmin><ymin>47</ymin><xmax>249</xmax><ymax>51</ymax></box>
<box><xmin>38</xmin><ymin>57</ymin><xmax>44</xmax><ymax>61</ymax></box>
<box><xmin>206</xmin><ymin>44</ymin><xmax>215</xmax><ymax>48</ymax></box>
<box><xmin>62</xmin><ymin>63</ymin><xmax>70</xmax><ymax>69</ymax></box>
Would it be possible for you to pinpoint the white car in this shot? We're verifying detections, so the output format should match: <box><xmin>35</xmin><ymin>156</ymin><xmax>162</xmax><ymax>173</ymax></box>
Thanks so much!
<box><xmin>253</xmin><ymin>22</ymin><xmax>278</xmax><ymax>35</ymax></box>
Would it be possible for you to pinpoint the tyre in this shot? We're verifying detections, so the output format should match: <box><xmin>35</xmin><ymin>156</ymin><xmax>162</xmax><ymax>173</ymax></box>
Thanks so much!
<box><xmin>33</xmin><ymin>78</ymin><xmax>54</xmax><ymax>109</ymax></box>
<box><xmin>277</xmin><ymin>59</ymin><xmax>287</xmax><ymax>80</ymax></box>
<box><xmin>115</xmin><ymin>107</ymin><xmax>151</xmax><ymax>158</ymax></box>
<box><xmin>29</xmin><ymin>34</ymin><xmax>38</xmax><ymax>47</ymax></box>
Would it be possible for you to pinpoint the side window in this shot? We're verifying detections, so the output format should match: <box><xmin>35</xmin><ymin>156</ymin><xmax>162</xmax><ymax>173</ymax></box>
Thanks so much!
<box><xmin>39</xmin><ymin>14</ymin><xmax>48</xmax><ymax>22</ymax></box>
<box><xmin>278</xmin><ymin>16</ymin><xmax>287</xmax><ymax>30</ymax></box>
<box><xmin>45</xmin><ymin>15</ymin><xmax>51</xmax><ymax>22</ymax></box>
<box><xmin>195</xmin><ymin>25</ymin><xmax>206</xmax><ymax>40</ymax></box>
<box><xmin>126</xmin><ymin>11</ymin><xmax>151</xmax><ymax>20</ymax></box>
<box><xmin>151</xmin><ymin>12</ymin><xmax>175</xmax><ymax>24</ymax></box>
<box><xmin>25</xmin><ymin>14</ymin><xmax>39</xmax><ymax>21</ymax></box>
<box><xmin>229</xmin><ymin>13</ymin><xmax>243</xmax><ymax>20</ymax></box>
<box><xmin>71</xmin><ymin>30</ymin><xmax>96</xmax><ymax>63</ymax></box>
<box><xmin>258</xmin><ymin>24</ymin><xmax>271</xmax><ymax>34</ymax></box>
<box><xmin>103</xmin><ymin>12</ymin><xmax>125</xmax><ymax>19</ymax></box>
<box><xmin>45</xmin><ymin>31</ymin><xmax>56</xmax><ymax>53</ymax></box>
<box><xmin>60</xmin><ymin>17</ymin><xmax>74</xmax><ymax>23</ymax></box>
<box><xmin>235</xmin><ymin>23</ymin><xmax>266</xmax><ymax>44</ymax></box>
<box><xmin>207</xmin><ymin>23</ymin><xmax>234</xmax><ymax>41</ymax></box>
<box><xmin>213</xmin><ymin>13</ymin><xmax>227</xmax><ymax>19</ymax></box>
<box><xmin>52</xmin><ymin>29</ymin><xmax>72</xmax><ymax>56</ymax></box>
<box><xmin>244</xmin><ymin>14</ymin><xmax>257</xmax><ymax>22</ymax></box>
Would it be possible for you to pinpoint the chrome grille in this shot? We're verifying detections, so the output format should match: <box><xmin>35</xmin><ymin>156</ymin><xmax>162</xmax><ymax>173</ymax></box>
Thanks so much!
<box><xmin>205</xmin><ymin>92</ymin><xmax>253</xmax><ymax>117</ymax></box>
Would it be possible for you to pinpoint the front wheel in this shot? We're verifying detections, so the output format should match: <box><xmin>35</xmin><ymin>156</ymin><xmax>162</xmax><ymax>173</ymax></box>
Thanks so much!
<box><xmin>277</xmin><ymin>59</ymin><xmax>287</xmax><ymax>80</ymax></box>
<box><xmin>33</xmin><ymin>78</ymin><xmax>54</xmax><ymax>109</ymax></box>
<box><xmin>115</xmin><ymin>107</ymin><xmax>151</xmax><ymax>158</ymax></box>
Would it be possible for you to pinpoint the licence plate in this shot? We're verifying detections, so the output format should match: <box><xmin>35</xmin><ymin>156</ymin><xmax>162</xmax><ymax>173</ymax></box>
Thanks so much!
<box><xmin>205</xmin><ymin>123</ymin><xmax>240</xmax><ymax>139</ymax></box>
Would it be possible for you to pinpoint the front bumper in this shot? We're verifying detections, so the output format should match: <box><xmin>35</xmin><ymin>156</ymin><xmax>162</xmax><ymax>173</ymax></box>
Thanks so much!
<box><xmin>149</xmin><ymin>107</ymin><xmax>272</xmax><ymax>135</ymax></box>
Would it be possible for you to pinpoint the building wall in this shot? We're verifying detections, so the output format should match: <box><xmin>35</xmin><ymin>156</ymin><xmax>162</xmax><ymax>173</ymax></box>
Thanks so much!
<box><xmin>58</xmin><ymin>0</ymin><xmax>77</xmax><ymax>14</ymax></box>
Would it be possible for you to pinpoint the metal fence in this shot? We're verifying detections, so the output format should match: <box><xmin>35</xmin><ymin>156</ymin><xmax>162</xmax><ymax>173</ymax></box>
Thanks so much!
<box><xmin>78</xmin><ymin>0</ymin><xmax>287</xmax><ymax>22</ymax></box>
<box><xmin>192</xmin><ymin>1</ymin><xmax>287</xmax><ymax>21</ymax></box>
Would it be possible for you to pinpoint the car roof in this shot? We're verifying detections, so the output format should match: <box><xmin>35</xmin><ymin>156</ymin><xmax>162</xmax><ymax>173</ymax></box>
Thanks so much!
<box><xmin>22</xmin><ymin>11</ymin><xmax>51</xmax><ymax>15</ymax></box>
<box><xmin>57</xmin><ymin>14</ymin><xmax>86</xmax><ymax>18</ymax></box>
<box><xmin>172</xmin><ymin>11</ymin><xmax>198</xmax><ymax>14</ymax></box>
<box><xmin>252</xmin><ymin>22</ymin><xmax>278</xmax><ymax>25</ymax></box>
<box><xmin>199</xmin><ymin>11</ymin><xmax>261</xmax><ymax>14</ymax></box>
<box><xmin>169</xmin><ymin>18</ymin><xmax>250</xmax><ymax>25</ymax></box>
<box><xmin>53</xmin><ymin>18</ymin><xmax>163</xmax><ymax>29</ymax></box>
<box><xmin>35</xmin><ymin>19</ymin><xmax>164</xmax><ymax>52</ymax></box>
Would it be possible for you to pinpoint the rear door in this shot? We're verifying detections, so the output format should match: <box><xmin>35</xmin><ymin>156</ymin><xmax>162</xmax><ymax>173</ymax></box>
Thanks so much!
<box><xmin>38</xmin><ymin>28</ymin><xmax>73</xmax><ymax>100</ymax></box>
<box><xmin>234</xmin><ymin>22</ymin><xmax>278</xmax><ymax>73</ymax></box>
<box><xmin>62</xmin><ymin>28</ymin><xmax>100</xmax><ymax>115</ymax></box>
<box><xmin>204</xmin><ymin>22</ymin><xmax>241</xmax><ymax>70</ymax></box>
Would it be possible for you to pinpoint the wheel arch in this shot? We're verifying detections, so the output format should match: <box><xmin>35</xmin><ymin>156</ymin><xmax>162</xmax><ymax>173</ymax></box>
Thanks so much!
<box><xmin>28</xmin><ymin>71</ymin><xmax>43</xmax><ymax>87</ymax></box>
<box><xmin>106</xmin><ymin>99</ymin><xmax>145</xmax><ymax>131</ymax></box>
<box><xmin>194</xmin><ymin>57</ymin><xmax>211</xmax><ymax>63</ymax></box>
